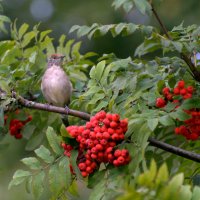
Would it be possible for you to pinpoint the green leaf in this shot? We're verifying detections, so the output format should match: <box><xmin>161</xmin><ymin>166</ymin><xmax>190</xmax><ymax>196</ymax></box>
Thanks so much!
<box><xmin>18</xmin><ymin>23</ymin><xmax>29</xmax><ymax>39</ymax></box>
<box><xmin>147</xmin><ymin>118</ymin><xmax>158</xmax><ymax>131</ymax></box>
<box><xmin>92</xmin><ymin>101</ymin><xmax>108</xmax><ymax>112</ymax></box>
<box><xmin>8</xmin><ymin>170</ymin><xmax>31</xmax><ymax>189</ymax></box>
<box><xmin>46</xmin><ymin>127</ymin><xmax>63</xmax><ymax>155</ymax></box>
<box><xmin>0</xmin><ymin>15</ymin><xmax>11</xmax><ymax>23</ymax></box>
<box><xmin>172</xmin><ymin>41</ymin><xmax>183</xmax><ymax>52</ymax></box>
<box><xmin>192</xmin><ymin>186</ymin><xmax>200</xmax><ymax>200</ymax></box>
<box><xmin>95</xmin><ymin>61</ymin><xmax>106</xmax><ymax>81</ymax></box>
<box><xmin>156</xmin><ymin>163</ymin><xmax>169</xmax><ymax>185</ymax></box>
<box><xmin>170</xmin><ymin>109</ymin><xmax>191</xmax><ymax>121</ymax></box>
<box><xmin>159</xmin><ymin>115</ymin><xmax>174</xmax><ymax>126</ymax></box>
<box><xmin>21</xmin><ymin>157</ymin><xmax>42</xmax><ymax>170</ymax></box>
<box><xmin>89</xmin><ymin>179</ymin><xmax>106</xmax><ymax>200</ymax></box>
<box><xmin>32</xmin><ymin>171</ymin><xmax>45</xmax><ymax>199</ymax></box>
<box><xmin>0</xmin><ymin>107</ymin><xmax>4</xmax><ymax>127</ymax></box>
<box><xmin>34</xmin><ymin>145</ymin><xmax>54</xmax><ymax>164</ymax></box>
<box><xmin>21</xmin><ymin>31</ymin><xmax>36</xmax><ymax>48</ymax></box>
<box><xmin>49</xmin><ymin>163</ymin><xmax>68</xmax><ymax>197</ymax></box>
<box><xmin>68</xmin><ymin>179</ymin><xmax>79</xmax><ymax>197</ymax></box>
<box><xmin>60</xmin><ymin>124</ymin><xmax>73</xmax><ymax>138</ymax></box>
<box><xmin>133</xmin><ymin>0</ymin><xmax>151</xmax><ymax>15</ymax></box>
<box><xmin>88</xmin><ymin>170</ymin><xmax>106</xmax><ymax>189</ymax></box>
<box><xmin>59</xmin><ymin>156</ymin><xmax>72</xmax><ymax>188</ymax></box>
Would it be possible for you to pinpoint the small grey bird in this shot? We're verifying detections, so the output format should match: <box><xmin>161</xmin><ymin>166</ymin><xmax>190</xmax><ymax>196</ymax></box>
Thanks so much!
<box><xmin>41</xmin><ymin>54</ymin><xmax>72</xmax><ymax>126</ymax></box>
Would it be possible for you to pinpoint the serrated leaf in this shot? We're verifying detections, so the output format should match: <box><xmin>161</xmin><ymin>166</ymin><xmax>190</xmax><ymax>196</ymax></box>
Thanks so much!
<box><xmin>192</xmin><ymin>186</ymin><xmax>200</xmax><ymax>200</ymax></box>
<box><xmin>70</xmin><ymin>150</ymin><xmax>81</xmax><ymax>178</ymax></box>
<box><xmin>34</xmin><ymin>145</ymin><xmax>54</xmax><ymax>164</ymax></box>
<box><xmin>21</xmin><ymin>31</ymin><xmax>35</xmax><ymax>48</ymax></box>
<box><xmin>46</xmin><ymin>127</ymin><xmax>63</xmax><ymax>155</ymax></box>
<box><xmin>68</xmin><ymin>179</ymin><xmax>79</xmax><ymax>197</ymax></box>
<box><xmin>49</xmin><ymin>163</ymin><xmax>67</xmax><ymax>197</ymax></box>
<box><xmin>18</xmin><ymin>23</ymin><xmax>29</xmax><ymax>39</ymax></box>
<box><xmin>60</xmin><ymin>124</ymin><xmax>73</xmax><ymax>138</ymax></box>
<box><xmin>0</xmin><ymin>107</ymin><xmax>4</xmax><ymax>127</ymax></box>
<box><xmin>59</xmin><ymin>156</ymin><xmax>72</xmax><ymax>188</ymax></box>
<box><xmin>95</xmin><ymin>61</ymin><xmax>106</xmax><ymax>81</ymax></box>
<box><xmin>32</xmin><ymin>171</ymin><xmax>45</xmax><ymax>199</ymax></box>
<box><xmin>170</xmin><ymin>109</ymin><xmax>191</xmax><ymax>121</ymax></box>
<box><xmin>92</xmin><ymin>101</ymin><xmax>108</xmax><ymax>112</ymax></box>
<box><xmin>133</xmin><ymin>0</ymin><xmax>151</xmax><ymax>15</ymax></box>
<box><xmin>0</xmin><ymin>15</ymin><xmax>11</xmax><ymax>23</ymax></box>
<box><xmin>89</xmin><ymin>179</ymin><xmax>105</xmax><ymax>200</ymax></box>
<box><xmin>159</xmin><ymin>115</ymin><xmax>174</xmax><ymax>126</ymax></box>
<box><xmin>21</xmin><ymin>157</ymin><xmax>42</xmax><ymax>170</ymax></box>
<box><xmin>8</xmin><ymin>170</ymin><xmax>31</xmax><ymax>189</ymax></box>
<box><xmin>156</xmin><ymin>163</ymin><xmax>169</xmax><ymax>185</ymax></box>
<box><xmin>172</xmin><ymin>41</ymin><xmax>183</xmax><ymax>52</ymax></box>
<box><xmin>88</xmin><ymin>170</ymin><xmax>106</xmax><ymax>189</ymax></box>
<box><xmin>147</xmin><ymin>118</ymin><xmax>158</xmax><ymax>131</ymax></box>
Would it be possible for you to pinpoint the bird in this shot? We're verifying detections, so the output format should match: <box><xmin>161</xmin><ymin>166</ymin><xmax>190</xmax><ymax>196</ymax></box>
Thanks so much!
<box><xmin>41</xmin><ymin>54</ymin><xmax>72</xmax><ymax>126</ymax></box>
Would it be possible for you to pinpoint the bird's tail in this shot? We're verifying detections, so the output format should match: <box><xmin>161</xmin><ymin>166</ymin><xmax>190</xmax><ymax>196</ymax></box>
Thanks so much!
<box><xmin>61</xmin><ymin>114</ymin><xmax>69</xmax><ymax>127</ymax></box>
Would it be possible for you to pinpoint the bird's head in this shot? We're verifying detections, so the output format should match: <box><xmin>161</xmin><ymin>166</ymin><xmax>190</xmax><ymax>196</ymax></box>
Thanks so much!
<box><xmin>47</xmin><ymin>54</ymin><xmax>65</xmax><ymax>67</ymax></box>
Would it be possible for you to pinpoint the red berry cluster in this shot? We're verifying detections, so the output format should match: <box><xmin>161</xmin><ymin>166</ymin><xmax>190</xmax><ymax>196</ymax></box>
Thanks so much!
<box><xmin>63</xmin><ymin>111</ymin><xmax>131</xmax><ymax>177</ymax></box>
<box><xmin>155</xmin><ymin>80</ymin><xmax>200</xmax><ymax>141</ymax></box>
<box><xmin>156</xmin><ymin>80</ymin><xmax>194</xmax><ymax>108</ymax></box>
<box><xmin>175</xmin><ymin>110</ymin><xmax>200</xmax><ymax>141</ymax></box>
<box><xmin>9</xmin><ymin>116</ymin><xmax>32</xmax><ymax>139</ymax></box>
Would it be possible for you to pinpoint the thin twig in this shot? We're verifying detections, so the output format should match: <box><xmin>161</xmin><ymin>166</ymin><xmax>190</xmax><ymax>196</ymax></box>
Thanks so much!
<box><xmin>14</xmin><ymin>93</ymin><xmax>91</xmax><ymax>121</ymax></box>
<box><xmin>150</xmin><ymin>3</ymin><xmax>200</xmax><ymax>81</ymax></box>
<box><xmin>148</xmin><ymin>137</ymin><xmax>200</xmax><ymax>162</ymax></box>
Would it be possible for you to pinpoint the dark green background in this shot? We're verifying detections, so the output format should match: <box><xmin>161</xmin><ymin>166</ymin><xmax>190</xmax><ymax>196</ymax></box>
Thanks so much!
<box><xmin>0</xmin><ymin>0</ymin><xmax>200</xmax><ymax>199</ymax></box>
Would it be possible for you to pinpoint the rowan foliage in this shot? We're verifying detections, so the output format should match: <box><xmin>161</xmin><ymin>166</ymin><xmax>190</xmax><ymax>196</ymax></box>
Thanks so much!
<box><xmin>1</xmin><ymin>0</ymin><xmax>200</xmax><ymax>199</ymax></box>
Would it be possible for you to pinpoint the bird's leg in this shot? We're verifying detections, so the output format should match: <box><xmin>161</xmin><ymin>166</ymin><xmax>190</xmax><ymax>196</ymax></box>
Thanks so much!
<box><xmin>64</xmin><ymin>105</ymin><xmax>70</xmax><ymax>114</ymax></box>
<box><xmin>45</xmin><ymin>103</ymin><xmax>52</xmax><ymax>110</ymax></box>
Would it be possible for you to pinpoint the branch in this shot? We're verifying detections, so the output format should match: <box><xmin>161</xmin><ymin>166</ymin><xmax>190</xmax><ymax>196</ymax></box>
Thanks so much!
<box><xmin>14</xmin><ymin>93</ymin><xmax>91</xmax><ymax>121</ymax></box>
<box><xmin>148</xmin><ymin>138</ymin><xmax>200</xmax><ymax>163</ymax></box>
<box><xmin>9</xmin><ymin>92</ymin><xmax>200</xmax><ymax>163</ymax></box>
<box><xmin>151</xmin><ymin>3</ymin><xmax>200</xmax><ymax>82</ymax></box>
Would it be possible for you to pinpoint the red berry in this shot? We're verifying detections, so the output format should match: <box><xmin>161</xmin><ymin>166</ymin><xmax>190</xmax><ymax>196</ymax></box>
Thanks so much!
<box><xmin>156</xmin><ymin>98</ymin><xmax>166</xmax><ymax>108</ymax></box>
<box><xmin>106</xmin><ymin>113</ymin><xmax>113</xmax><ymax>121</ymax></box>
<box><xmin>177</xmin><ymin>80</ymin><xmax>185</xmax><ymax>89</ymax></box>
<box><xmin>120</xmin><ymin>119</ymin><xmax>128</xmax><ymax>128</ymax></box>
<box><xmin>110</xmin><ymin>121</ymin><xmax>118</xmax><ymax>128</ymax></box>
<box><xmin>183</xmin><ymin>94</ymin><xmax>192</xmax><ymax>99</ymax></box>
<box><xmin>86</xmin><ymin>166</ymin><xmax>93</xmax><ymax>173</ymax></box>
<box><xmin>112</xmin><ymin>114</ymin><xmax>120</xmax><ymax>122</ymax></box>
<box><xmin>100</xmin><ymin>139</ymin><xmax>107</xmax><ymax>146</ymax></box>
<box><xmin>96</xmin><ymin>144</ymin><xmax>103</xmax><ymax>151</ymax></box>
<box><xmin>96</xmin><ymin>132</ymin><xmax>103</xmax><ymax>140</ymax></box>
<box><xmin>180</xmin><ymin>89</ymin><xmax>187</xmax><ymax>96</ymax></box>
<box><xmin>103</xmin><ymin>118</ymin><xmax>110</xmax><ymax>126</ymax></box>
<box><xmin>102</xmin><ymin>132</ymin><xmax>110</xmax><ymax>140</ymax></box>
<box><xmin>15</xmin><ymin>133</ymin><xmax>22</xmax><ymax>139</ymax></box>
<box><xmin>114</xmin><ymin>149</ymin><xmax>122</xmax><ymax>157</ymax></box>
<box><xmin>121</xmin><ymin>149</ymin><xmax>128</xmax><ymax>157</ymax></box>
<box><xmin>162</xmin><ymin>87</ymin><xmax>170</xmax><ymax>95</ymax></box>
<box><xmin>187</xmin><ymin>86</ymin><xmax>194</xmax><ymax>94</ymax></box>
<box><xmin>81</xmin><ymin>171</ymin><xmax>88</xmax><ymax>177</ymax></box>
<box><xmin>78</xmin><ymin>163</ymin><xmax>86</xmax><ymax>171</ymax></box>
<box><xmin>117</xmin><ymin>156</ymin><xmax>125</xmax><ymax>164</ymax></box>
<box><xmin>166</xmin><ymin>94</ymin><xmax>173</xmax><ymax>101</ymax></box>
<box><xmin>173</xmin><ymin>87</ymin><xmax>180</xmax><ymax>95</ymax></box>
